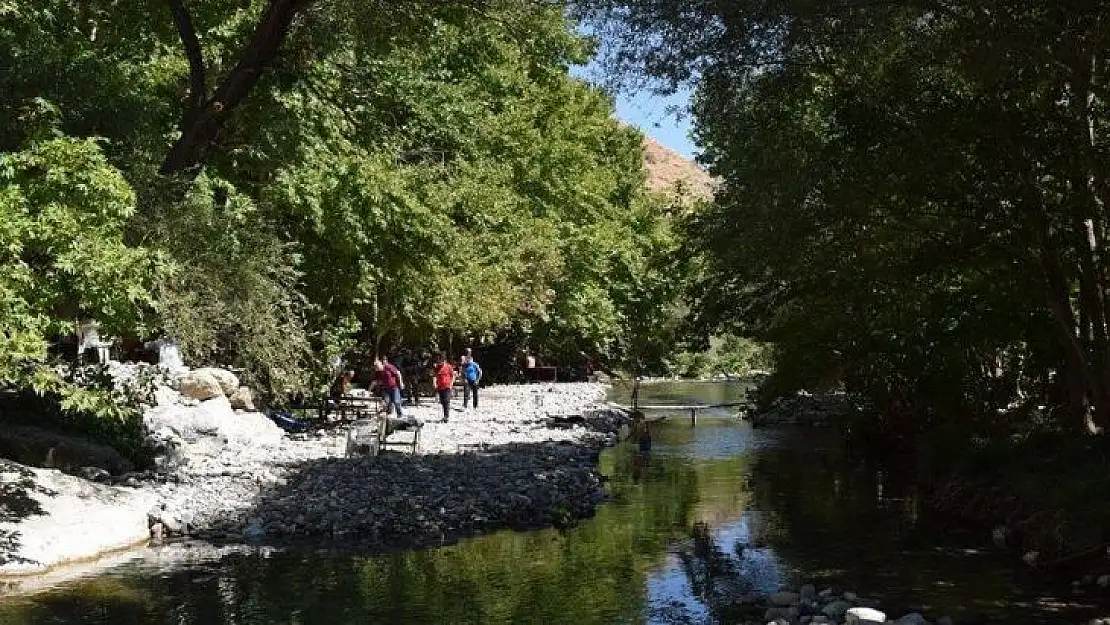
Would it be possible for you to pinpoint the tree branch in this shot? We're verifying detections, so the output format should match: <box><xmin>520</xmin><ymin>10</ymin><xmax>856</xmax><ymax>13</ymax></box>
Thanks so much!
<box><xmin>168</xmin><ymin>0</ymin><xmax>207</xmax><ymax>129</ymax></box>
<box><xmin>161</xmin><ymin>0</ymin><xmax>315</xmax><ymax>176</ymax></box>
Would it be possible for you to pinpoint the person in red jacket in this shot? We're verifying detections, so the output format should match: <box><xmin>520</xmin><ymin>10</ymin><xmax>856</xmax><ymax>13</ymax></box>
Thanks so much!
<box><xmin>372</xmin><ymin>357</ymin><xmax>405</xmax><ymax>418</ymax></box>
<box><xmin>433</xmin><ymin>353</ymin><xmax>456</xmax><ymax>422</ymax></box>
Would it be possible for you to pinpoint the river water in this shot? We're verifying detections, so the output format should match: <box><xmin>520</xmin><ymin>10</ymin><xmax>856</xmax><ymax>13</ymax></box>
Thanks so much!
<box><xmin>0</xmin><ymin>381</ymin><xmax>1101</xmax><ymax>624</ymax></box>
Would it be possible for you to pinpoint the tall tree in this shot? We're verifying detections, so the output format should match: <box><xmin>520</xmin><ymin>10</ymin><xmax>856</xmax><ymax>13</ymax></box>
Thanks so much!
<box><xmin>582</xmin><ymin>0</ymin><xmax>1110</xmax><ymax>431</ymax></box>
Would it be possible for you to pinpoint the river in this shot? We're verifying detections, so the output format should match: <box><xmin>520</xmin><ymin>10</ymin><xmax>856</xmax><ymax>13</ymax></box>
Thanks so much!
<box><xmin>0</xmin><ymin>381</ymin><xmax>1101</xmax><ymax>624</ymax></box>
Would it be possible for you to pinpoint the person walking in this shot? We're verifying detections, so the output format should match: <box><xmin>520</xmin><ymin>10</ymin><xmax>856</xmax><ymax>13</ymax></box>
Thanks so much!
<box><xmin>461</xmin><ymin>354</ymin><xmax>483</xmax><ymax>409</ymax></box>
<box><xmin>433</xmin><ymin>353</ymin><xmax>456</xmax><ymax>422</ymax></box>
<box><xmin>373</xmin><ymin>357</ymin><xmax>405</xmax><ymax>418</ymax></box>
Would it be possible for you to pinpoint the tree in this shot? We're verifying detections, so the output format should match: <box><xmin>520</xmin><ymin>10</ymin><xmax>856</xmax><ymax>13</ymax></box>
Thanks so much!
<box><xmin>1</xmin><ymin>0</ymin><xmax>683</xmax><ymax>398</ymax></box>
<box><xmin>582</xmin><ymin>0</ymin><xmax>1110</xmax><ymax>431</ymax></box>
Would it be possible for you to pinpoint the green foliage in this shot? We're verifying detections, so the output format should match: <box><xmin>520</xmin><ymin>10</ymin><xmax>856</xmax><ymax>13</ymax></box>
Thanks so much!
<box><xmin>142</xmin><ymin>173</ymin><xmax>312</xmax><ymax>396</ymax></box>
<box><xmin>0</xmin><ymin>136</ymin><xmax>162</xmax><ymax>385</ymax></box>
<box><xmin>667</xmin><ymin>335</ymin><xmax>773</xmax><ymax>379</ymax></box>
<box><xmin>586</xmin><ymin>1</ymin><xmax>1110</xmax><ymax>436</ymax></box>
<box><xmin>0</xmin><ymin>0</ymin><xmax>689</xmax><ymax>421</ymax></box>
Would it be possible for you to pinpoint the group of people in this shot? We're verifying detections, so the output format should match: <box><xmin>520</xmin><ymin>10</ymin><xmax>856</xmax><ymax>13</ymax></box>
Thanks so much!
<box><xmin>360</xmin><ymin>350</ymin><xmax>483</xmax><ymax>423</ymax></box>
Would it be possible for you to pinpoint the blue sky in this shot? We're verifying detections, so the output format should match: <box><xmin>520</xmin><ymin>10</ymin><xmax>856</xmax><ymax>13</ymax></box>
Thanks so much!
<box><xmin>570</xmin><ymin>64</ymin><xmax>699</xmax><ymax>160</ymax></box>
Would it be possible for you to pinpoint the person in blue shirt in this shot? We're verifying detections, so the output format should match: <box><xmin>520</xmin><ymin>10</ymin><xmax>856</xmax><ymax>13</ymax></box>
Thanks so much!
<box><xmin>461</xmin><ymin>354</ymin><xmax>483</xmax><ymax>409</ymax></box>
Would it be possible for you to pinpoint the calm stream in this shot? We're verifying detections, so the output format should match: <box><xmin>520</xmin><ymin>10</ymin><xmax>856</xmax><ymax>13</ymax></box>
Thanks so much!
<box><xmin>0</xmin><ymin>381</ymin><xmax>1101</xmax><ymax>624</ymax></box>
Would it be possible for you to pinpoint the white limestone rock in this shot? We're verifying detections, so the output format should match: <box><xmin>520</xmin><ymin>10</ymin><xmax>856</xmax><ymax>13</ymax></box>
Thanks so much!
<box><xmin>144</xmin><ymin>396</ymin><xmax>283</xmax><ymax>447</ymax></box>
<box><xmin>847</xmin><ymin>607</ymin><xmax>887</xmax><ymax>624</ymax></box>
<box><xmin>194</xmin><ymin>367</ymin><xmax>239</xmax><ymax>396</ymax></box>
<box><xmin>229</xmin><ymin>386</ymin><xmax>255</xmax><ymax>411</ymax></box>
<box><xmin>0</xmin><ymin>464</ymin><xmax>155</xmax><ymax>575</ymax></box>
<box><xmin>177</xmin><ymin>370</ymin><xmax>223</xmax><ymax>401</ymax></box>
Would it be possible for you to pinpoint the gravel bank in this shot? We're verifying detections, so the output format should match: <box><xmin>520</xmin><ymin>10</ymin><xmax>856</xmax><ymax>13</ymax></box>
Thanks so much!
<box><xmin>148</xmin><ymin>383</ymin><xmax>626</xmax><ymax>541</ymax></box>
<box><xmin>0</xmin><ymin>379</ymin><xmax>627</xmax><ymax>577</ymax></box>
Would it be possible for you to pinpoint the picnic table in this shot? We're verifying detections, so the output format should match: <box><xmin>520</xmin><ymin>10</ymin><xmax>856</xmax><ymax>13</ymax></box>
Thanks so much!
<box><xmin>525</xmin><ymin>366</ymin><xmax>558</xmax><ymax>383</ymax></box>
<box><xmin>284</xmin><ymin>390</ymin><xmax>421</xmax><ymax>455</ymax></box>
<box><xmin>287</xmin><ymin>392</ymin><xmax>382</xmax><ymax>423</ymax></box>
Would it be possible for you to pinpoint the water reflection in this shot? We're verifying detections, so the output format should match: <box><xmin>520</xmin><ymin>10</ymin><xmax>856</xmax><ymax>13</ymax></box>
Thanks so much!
<box><xmin>0</xmin><ymin>381</ymin><xmax>1103</xmax><ymax>624</ymax></box>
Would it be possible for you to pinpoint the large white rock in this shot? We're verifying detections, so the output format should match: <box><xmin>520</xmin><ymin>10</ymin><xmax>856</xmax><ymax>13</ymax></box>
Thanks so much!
<box><xmin>194</xmin><ymin>367</ymin><xmax>239</xmax><ymax>396</ymax></box>
<box><xmin>229</xmin><ymin>386</ymin><xmax>255</xmax><ymax>411</ymax></box>
<box><xmin>847</xmin><ymin>607</ymin><xmax>887</xmax><ymax>624</ymax></box>
<box><xmin>0</xmin><ymin>464</ymin><xmax>155</xmax><ymax>575</ymax></box>
<box><xmin>153</xmin><ymin>385</ymin><xmax>182</xmax><ymax>407</ymax></box>
<box><xmin>177</xmin><ymin>371</ymin><xmax>223</xmax><ymax>401</ymax></box>
<box><xmin>144</xmin><ymin>396</ymin><xmax>283</xmax><ymax>447</ymax></box>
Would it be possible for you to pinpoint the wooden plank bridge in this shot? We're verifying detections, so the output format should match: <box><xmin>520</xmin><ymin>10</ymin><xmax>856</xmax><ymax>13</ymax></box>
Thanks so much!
<box><xmin>614</xmin><ymin>401</ymin><xmax>751</xmax><ymax>426</ymax></box>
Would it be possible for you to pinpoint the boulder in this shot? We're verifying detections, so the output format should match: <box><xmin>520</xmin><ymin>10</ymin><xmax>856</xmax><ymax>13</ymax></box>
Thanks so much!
<box><xmin>229</xmin><ymin>386</ymin><xmax>255</xmax><ymax>411</ymax></box>
<box><xmin>177</xmin><ymin>371</ymin><xmax>224</xmax><ymax>401</ymax></box>
<box><xmin>0</xmin><ymin>460</ymin><xmax>156</xmax><ymax>575</ymax></box>
<box><xmin>846</xmin><ymin>607</ymin><xmax>887</xmax><ymax>624</ymax></box>
<box><xmin>153</xmin><ymin>385</ymin><xmax>182</xmax><ymax>407</ymax></box>
<box><xmin>144</xmin><ymin>396</ymin><xmax>284</xmax><ymax>447</ymax></box>
<box><xmin>822</xmin><ymin>600</ymin><xmax>852</xmax><ymax>620</ymax></box>
<box><xmin>195</xmin><ymin>367</ymin><xmax>239</xmax><ymax>396</ymax></box>
<box><xmin>769</xmin><ymin>591</ymin><xmax>799</xmax><ymax>607</ymax></box>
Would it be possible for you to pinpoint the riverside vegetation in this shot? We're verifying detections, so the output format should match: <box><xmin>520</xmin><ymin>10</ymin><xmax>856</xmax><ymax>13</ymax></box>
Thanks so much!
<box><xmin>0</xmin><ymin>0</ymin><xmax>751</xmax><ymax>463</ymax></box>
<box><xmin>581</xmin><ymin>0</ymin><xmax>1110</xmax><ymax>573</ymax></box>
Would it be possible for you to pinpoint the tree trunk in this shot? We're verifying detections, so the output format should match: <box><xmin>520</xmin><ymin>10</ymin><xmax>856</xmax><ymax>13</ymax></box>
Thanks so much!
<box><xmin>1027</xmin><ymin>193</ymin><xmax>1093</xmax><ymax>429</ymax></box>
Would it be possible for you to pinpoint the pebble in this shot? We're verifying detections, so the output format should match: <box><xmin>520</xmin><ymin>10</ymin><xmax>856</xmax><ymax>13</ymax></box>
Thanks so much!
<box><xmin>723</xmin><ymin>587</ymin><xmax>963</xmax><ymax>625</ymax></box>
<box><xmin>134</xmin><ymin>382</ymin><xmax>627</xmax><ymax>547</ymax></box>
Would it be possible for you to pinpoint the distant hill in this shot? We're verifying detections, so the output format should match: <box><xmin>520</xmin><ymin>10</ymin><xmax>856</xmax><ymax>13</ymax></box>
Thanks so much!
<box><xmin>642</xmin><ymin>136</ymin><xmax>715</xmax><ymax>201</ymax></box>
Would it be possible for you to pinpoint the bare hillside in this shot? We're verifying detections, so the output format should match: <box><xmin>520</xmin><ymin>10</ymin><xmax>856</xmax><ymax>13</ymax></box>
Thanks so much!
<box><xmin>642</xmin><ymin>136</ymin><xmax>715</xmax><ymax>200</ymax></box>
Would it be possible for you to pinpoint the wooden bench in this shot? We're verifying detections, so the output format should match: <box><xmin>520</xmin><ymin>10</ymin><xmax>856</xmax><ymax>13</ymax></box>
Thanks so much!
<box><xmin>524</xmin><ymin>366</ymin><xmax>558</xmax><ymax>382</ymax></box>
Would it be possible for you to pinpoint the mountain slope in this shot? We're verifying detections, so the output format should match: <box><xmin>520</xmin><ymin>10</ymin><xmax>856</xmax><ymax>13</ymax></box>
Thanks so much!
<box><xmin>642</xmin><ymin>136</ymin><xmax>714</xmax><ymax>200</ymax></box>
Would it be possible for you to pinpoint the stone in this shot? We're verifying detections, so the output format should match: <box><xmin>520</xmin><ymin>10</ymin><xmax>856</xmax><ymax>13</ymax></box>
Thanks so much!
<box><xmin>0</xmin><ymin>461</ymin><xmax>157</xmax><ymax>575</ymax></box>
<box><xmin>764</xmin><ymin>607</ymin><xmax>797</xmax><ymax>621</ymax></box>
<box><xmin>1</xmin><ymin>383</ymin><xmax>634</xmax><ymax>579</ymax></box>
<box><xmin>195</xmin><ymin>367</ymin><xmax>240</xmax><ymax>396</ymax></box>
<box><xmin>78</xmin><ymin>466</ymin><xmax>111</xmax><ymax>482</ymax></box>
<box><xmin>243</xmin><ymin>517</ymin><xmax>265</xmax><ymax>540</ymax></box>
<box><xmin>799</xmin><ymin>599</ymin><xmax>821</xmax><ymax>617</ymax></box>
<box><xmin>823</xmin><ymin>600</ymin><xmax>852</xmax><ymax>620</ymax></box>
<box><xmin>154</xmin><ymin>385</ymin><xmax>182</xmax><ymax>407</ymax></box>
<box><xmin>800</xmin><ymin>584</ymin><xmax>818</xmax><ymax>600</ymax></box>
<box><xmin>177</xmin><ymin>370</ymin><xmax>224</xmax><ymax>401</ymax></box>
<box><xmin>846</xmin><ymin>607</ymin><xmax>886</xmax><ymax>624</ymax></box>
<box><xmin>229</xmin><ymin>386</ymin><xmax>255</xmax><ymax>411</ymax></box>
<box><xmin>895</xmin><ymin>613</ymin><xmax>929</xmax><ymax>625</ymax></box>
<box><xmin>1098</xmin><ymin>574</ymin><xmax>1110</xmax><ymax>588</ymax></box>
<box><xmin>769</xmin><ymin>591</ymin><xmax>800</xmax><ymax>607</ymax></box>
<box><xmin>144</xmin><ymin>396</ymin><xmax>284</xmax><ymax>447</ymax></box>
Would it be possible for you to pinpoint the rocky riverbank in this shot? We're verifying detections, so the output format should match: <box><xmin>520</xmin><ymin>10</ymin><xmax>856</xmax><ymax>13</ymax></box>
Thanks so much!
<box><xmin>703</xmin><ymin>584</ymin><xmax>959</xmax><ymax>625</ymax></box>
<box><xmin>749</xmin><ymin>390</ymin><xmax>857</xmax><ymax>427</ymax></box>
<box><xmin>0</xmin><ymin>367</ymin><xmax>628</xmax><ymax>577</ymax></box>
